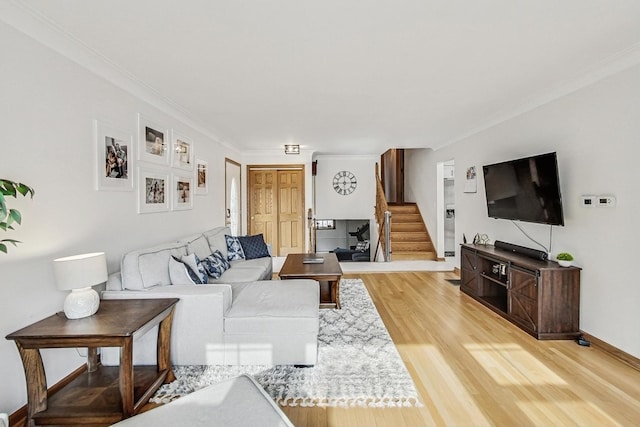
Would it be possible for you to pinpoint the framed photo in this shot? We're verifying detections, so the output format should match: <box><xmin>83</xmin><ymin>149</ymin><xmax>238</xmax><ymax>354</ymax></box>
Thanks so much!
<box><xmin>138</xmin><ymin>167</ymin><xmax>169</xmax><ymax>213</ymax></box>
<box><xmin>95</xmin><ymin>120</ymin><xmax>133</xmax><ymax>191</ymax></box>
<box><xmin>138</xmin><ymin>113</ymin><xmax>169</xmax><ymax>165</ymax></box>
<box><xmin>172</xmin><ymin>173</ymin><xmax>193</xmax><ymax>210</ymax></box>
<box><xmin>171</xmin><ymin>130</ymin><xmax>194</xmax><ymax>170</ymax></box>
<box><xmin>195</xmin><ymin>159</ymin><xmax>208</xmax><ymax>195</ymax></box>
<box><xmin>464</xmin><ymin>166</ymin><xmax>477</xmax><ymax>193</ymax></box>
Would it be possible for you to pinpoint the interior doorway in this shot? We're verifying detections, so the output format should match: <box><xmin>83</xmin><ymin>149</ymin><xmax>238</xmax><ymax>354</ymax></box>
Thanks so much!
<box><xmin>247</xmin><ymin>165</ymin><xmax>305</xmax><ymax>256</ymax></box>
<box><xmin>436</xmin><ymin>160</ymin><xmax>456</xmax><ymax>258</ymax></box>
<box><xmin>225</xmin><ymin>158</ymin><xmax>241</xmax><ymax>235</ymax></box>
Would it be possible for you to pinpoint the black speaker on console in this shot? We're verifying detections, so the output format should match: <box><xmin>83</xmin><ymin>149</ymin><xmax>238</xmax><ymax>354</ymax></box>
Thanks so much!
<box><xmin>494</xmin><ymin>240</ymin><xmax>548</xmax><ymax>261</ymax></box>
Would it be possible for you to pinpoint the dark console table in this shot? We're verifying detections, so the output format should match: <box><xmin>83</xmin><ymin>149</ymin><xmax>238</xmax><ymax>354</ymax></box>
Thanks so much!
<box><xmin>460</xmin><ymin>244</ymin><xmax>581</xmax><ymax>340</ymax></box>
<box><xmin>6</xmin><ymin>298</ymin><xmax>179</xmax><ymax>426</ymax></box>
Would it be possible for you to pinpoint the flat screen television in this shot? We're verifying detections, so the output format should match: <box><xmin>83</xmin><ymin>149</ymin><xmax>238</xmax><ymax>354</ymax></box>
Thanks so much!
<box><xmin>482</xmin><ymin>152</ymin><xmax>564</xmax><ymax>226</ymax></box>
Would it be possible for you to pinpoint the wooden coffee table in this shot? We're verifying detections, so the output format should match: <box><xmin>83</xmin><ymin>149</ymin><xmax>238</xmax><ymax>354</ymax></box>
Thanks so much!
<box><xmin>279</xmin><ymin>253</ymin><xmax>343</xmax><ymax>309</ymax></box>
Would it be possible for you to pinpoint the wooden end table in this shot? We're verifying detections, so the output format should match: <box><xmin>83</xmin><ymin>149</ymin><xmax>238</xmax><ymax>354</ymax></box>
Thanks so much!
<box><xmin>6</xmin><ymin>298</ymin><xmax>179</xmax><ymax>426</ymax></box>
<box><xmin>279</xmin><ymin>253</ymin><xmax>343</xmax><ymax>309</ymax></box>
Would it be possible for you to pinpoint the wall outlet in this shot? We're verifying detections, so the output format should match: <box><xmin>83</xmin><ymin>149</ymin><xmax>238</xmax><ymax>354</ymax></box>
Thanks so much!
<box><xmin>597</xmin><ymin>195</ymin><xmax>616</xmax><ymax>207</ymax></box>
<box><xmin>0</xmin><ymin>412</ymin><xmax>9</xmax><ymax>427</ymax></box>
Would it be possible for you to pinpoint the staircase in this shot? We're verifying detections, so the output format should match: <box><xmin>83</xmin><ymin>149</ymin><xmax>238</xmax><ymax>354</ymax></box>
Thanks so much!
<box><xmin>388</xmin><ymin>204</ymin><xmax>437</xmax><ymax>260</ymax></box>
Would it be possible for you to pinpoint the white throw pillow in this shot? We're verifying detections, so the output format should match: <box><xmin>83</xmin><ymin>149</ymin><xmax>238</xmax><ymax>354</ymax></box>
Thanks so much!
<box><xmin>168</xmin><ymin>257</ymin><xmax>196</xmax><ymax>285</ymax></box>
<box><xmin>181</xmin><ymin>253</ymin><xmax>208</xmax><ymax>284</ymax></box>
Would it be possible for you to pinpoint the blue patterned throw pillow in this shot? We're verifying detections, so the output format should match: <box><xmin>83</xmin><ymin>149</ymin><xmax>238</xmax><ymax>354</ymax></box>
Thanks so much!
<box><xmin>213</xmin><ymin>250</ymin><xmax>231</xmax><ymax>270</ymax></box>
<box><xmin>237</xmin><ymin>234</ymin><xmax>270</xmax><ymax>260</ymax></box>
<box><xmin>225</xmin><ymin>235</ymin><xmax>245</xmax><ymax>261</ymax></box>
<box><xmin>201</xmin><ymin>254</ymin><xmax>229</xmax><ymax>279</ymax></box>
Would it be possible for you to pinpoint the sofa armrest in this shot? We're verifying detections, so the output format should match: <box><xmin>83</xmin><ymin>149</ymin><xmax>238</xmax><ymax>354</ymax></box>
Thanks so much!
<box><xmin>101</xmin><ymin>284</ymin><xmax>232</xmax><ymax>365</ymax></box>
<box><xmin>105</xmin><ymin>272</ymin><xmax>123</xmax><ymax>291</ymax></box>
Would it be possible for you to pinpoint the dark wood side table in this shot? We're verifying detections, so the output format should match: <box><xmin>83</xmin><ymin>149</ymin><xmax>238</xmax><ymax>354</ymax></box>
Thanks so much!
<box><xmin>279</xmin><ymin>253</ymin><xmax>343</xmax><ymax>309</ymax></box>
<box><xmin>6</xmin><ymin>298</ymin><xmax>179</xmax><ymax>427</ymax></box>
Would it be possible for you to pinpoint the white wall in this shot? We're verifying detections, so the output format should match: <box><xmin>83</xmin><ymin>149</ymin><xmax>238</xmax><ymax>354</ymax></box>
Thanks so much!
<box><xmin>405</xmin><ymin>63</ymin><xmax>640</xmax><ymax>359</ymax></box>
<box><xmin>314</xmin><ymin>155</ymin><xmax>377</xmax><ymax>219</ymax></box>
<box><xmin>0</xmin><ymin>22</ymin><xmax>239</xmax><ymax>413</ymax></box>
<box><xmin>313</xmin><ymin>155</ymin><xmax>378</xmax><ymax>253</ymax></box>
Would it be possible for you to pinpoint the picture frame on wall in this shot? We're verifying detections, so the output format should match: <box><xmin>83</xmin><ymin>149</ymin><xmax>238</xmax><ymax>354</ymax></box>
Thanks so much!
<box><xmin>464</xmin><ymin>166</ymin><xmax>477</xmax><ymax>193</ymax></box>
<box><xmin>172</xmin><ymin>173</ymin><xmax>193</xmax><ymax>210</ymax></box>
<box><xmin>195</xmin><ymin>159</ymin><xmax>208</xmax><ymax>195</ymax></box>
<box><xmin>138</xmin><ymin>113</ymin><xmax>169</xmax><ymax>165</ymax></box>
<box><xmin>94</xmin><ymin>120</ymin><xmax>134</xmax><ymax>191</ymax></box>
<box><xmin>171</xmin><ymin>130</ymin><xmax>194</xmax><ymax>170</ymax></box>
<box><xmin>138</xmin><ymin>167</ymin><xmax>169</xmax><ymax>213</ymax></box>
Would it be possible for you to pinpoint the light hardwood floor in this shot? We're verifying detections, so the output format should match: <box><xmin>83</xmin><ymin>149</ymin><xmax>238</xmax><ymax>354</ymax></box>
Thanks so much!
<box><xmin>281</xmin><ymin>272</ymin><xmax>640</xmax><ymax>427</ymax></box>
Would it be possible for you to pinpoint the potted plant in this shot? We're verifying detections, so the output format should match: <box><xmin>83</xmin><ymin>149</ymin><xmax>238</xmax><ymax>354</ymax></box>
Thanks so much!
<box><xmin>1</xmin><ymin>179</ymin><xmax>35</xmax><ymax>254</ymax></box>
<box><xmin>556</xmin><ymin>252</ymin><xmax>574</xmax><ymax>267</ymax></box>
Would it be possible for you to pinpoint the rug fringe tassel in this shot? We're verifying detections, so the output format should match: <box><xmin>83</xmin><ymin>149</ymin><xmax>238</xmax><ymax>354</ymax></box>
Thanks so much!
<box><xmin>276</xmin><ymin>396</ymin><xmax>422</xmax><ymax>408</ymax></box>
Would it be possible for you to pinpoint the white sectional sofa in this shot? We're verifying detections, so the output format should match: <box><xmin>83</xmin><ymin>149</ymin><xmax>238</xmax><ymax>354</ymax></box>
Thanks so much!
<box><xmin>101</xmin><ymin>226</ymin><xmax>319</xmax><ymax>366</ymax></box>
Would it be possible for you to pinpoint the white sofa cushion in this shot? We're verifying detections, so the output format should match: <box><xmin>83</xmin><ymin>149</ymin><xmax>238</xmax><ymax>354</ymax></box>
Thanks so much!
<box><xmin>204</xmin><ymin>226</ymin><xmax>230</xmax><ymax>259</ymax></box>
<box><xmin>229</xmin><ymin>257</ymin><xmax>272</xmax><ymax>271</ymax></box>
<box><xmin>225</xmin><ymin>280</ymin><xmax>319</xmax><ymax>335</ymax></box>
<box><xmin>186</xmin><ymin>235</ymin><xmax>213</xmax><ymax>260</ymax></box>
<box><xmin>110</xmin><ymin>374</ymin><xmax>293</xmax><ymax>427</ymax></box>
<box><xmin>207</xmin><ymin>257</ymin><xmax>273</xmax><ymax>284</ymax></box>
<box><xmin>121</xmin><ymin>242</ymin><xmax>187</xmax><ymax>290</ymax></box>
<box><xmin>102</xmin><ymin>284</ymin><xmax>232</xmax><ymax>365</ymax></box>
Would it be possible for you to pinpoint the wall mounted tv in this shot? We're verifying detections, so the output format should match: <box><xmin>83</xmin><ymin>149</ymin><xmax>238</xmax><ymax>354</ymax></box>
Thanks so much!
<box><xmin>482</xmin><ymin>152</ymin><xmax>565</xmax><ymax>226</ymax></box>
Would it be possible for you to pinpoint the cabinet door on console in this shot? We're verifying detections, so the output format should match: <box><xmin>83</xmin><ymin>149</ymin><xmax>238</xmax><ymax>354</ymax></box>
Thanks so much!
<box><xmin>508</xmin><ymin>266</ymin><xmax>538</xmax><ymax>333</ymax></box>
<box><xmin>460</xmin><ymin>247</ymin><xmax>479</xmax><ymax>296</ymax></box>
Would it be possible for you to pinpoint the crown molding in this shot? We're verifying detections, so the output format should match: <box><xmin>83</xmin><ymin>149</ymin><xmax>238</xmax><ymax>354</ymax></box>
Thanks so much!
<box><xmin>0</xmin><ymin>0</ymin><xmax>237</xmax><ymax>152</ymax></box>
<box><xmin>242</xmin><ymin>149</ymin><xmax>315</xmax><ymax>162</ymax></box>
<box><xmin>434</xmin><ymin>42</ymin><xmax>640</xmax><ymax>150</ymax></box>
<box><xmin>312</xmin><ymin>154</ymin><xmax>378</xmax><ymax>161</ymax></box>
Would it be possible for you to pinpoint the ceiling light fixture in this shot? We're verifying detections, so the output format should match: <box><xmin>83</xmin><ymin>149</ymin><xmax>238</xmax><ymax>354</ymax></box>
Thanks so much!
<box><xmin>284</xmin><ymin>144</ymin><xmax>300</xmax><ymax>155</ymax></box>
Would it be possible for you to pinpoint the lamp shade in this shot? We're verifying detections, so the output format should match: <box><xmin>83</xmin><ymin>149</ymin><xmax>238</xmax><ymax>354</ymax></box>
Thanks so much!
<box><xmin>53</xmin><ymin>252</ymin><xmax>108</xmax><ymax>291</ymax></box>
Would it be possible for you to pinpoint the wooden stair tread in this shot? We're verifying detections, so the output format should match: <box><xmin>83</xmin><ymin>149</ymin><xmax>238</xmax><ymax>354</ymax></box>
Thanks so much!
<box><xmin>391</xmin><ymin>231</ymin><xmax>430</xmax><ymax>241</ymax></box>
<box><xmin>391</xmin><ymin>241</ymin><xmax>435</xmax><ymax>251</ymax></box>
<box><xmin>392</xmin><ymin>251</ymin><xmax>438</xmax><ymax>260</ymax></box>
<box><xmin>391</xmin><ymin>223</ymin><xmax>427</xmax><ymax>232</ymax></box>
<box><xmin>388</xmin><ymin>205</ymin><xmax>420</xmax><ymax>214</ymax></box>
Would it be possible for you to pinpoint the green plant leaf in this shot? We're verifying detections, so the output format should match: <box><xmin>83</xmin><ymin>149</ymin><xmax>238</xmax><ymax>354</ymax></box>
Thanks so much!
<box><xmin>1</xmin><ymin>238</ymin><xmax>21</xmax><ymax>244</ymax></box>
<box><xmin>9</xmin><ymin>209</ymin><xmax>22</xmax><ymax>225</ymax></box>
<box><xmin>0</xmin><ymin>239</ymin><xmax>20</xmax><ymax>253</ymax></box>
<box><xmin>18</xmin><ymin>183</ymin><xmax>34</xmax><ymax>198</ymax></box>
<box><xmin>1</xmin><ymin>179</ymin><xmax>34</xmax><ymax>255</ymax></box>
<box><xmin>0</xmin><ymin>182</ymin><xmax>16</xmax><ymax>197</ymax></box>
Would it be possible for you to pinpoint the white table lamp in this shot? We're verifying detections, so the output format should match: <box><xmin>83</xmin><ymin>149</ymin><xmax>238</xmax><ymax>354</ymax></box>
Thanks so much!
<box><xmin>53</xmin><ymin>252</ymin><xmax>107</xmax><ymax>319</ymax></box>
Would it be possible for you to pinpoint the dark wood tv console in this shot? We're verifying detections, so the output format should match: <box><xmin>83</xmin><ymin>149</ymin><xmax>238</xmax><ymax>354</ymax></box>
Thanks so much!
<box><xmin>460</xmin><ymin>243</ymin><xmax>581</xmax><ymax>340</ymax></box>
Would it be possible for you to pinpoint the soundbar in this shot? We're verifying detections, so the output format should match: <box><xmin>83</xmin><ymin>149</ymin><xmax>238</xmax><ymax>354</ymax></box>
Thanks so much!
<box><xmin>494</xmin><ymin>240</ymin><xmax>548</xmax><ymax>261</ymax></box>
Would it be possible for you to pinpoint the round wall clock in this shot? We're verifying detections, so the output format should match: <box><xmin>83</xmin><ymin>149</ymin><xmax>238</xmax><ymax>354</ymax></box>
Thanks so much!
<box><xmin>333</xmin><ymin>170</ymin><xmax>357</xmax><ymax>195</ymax></box>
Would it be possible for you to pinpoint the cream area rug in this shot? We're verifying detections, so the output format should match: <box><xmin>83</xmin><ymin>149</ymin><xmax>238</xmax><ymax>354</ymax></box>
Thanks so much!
<box><xmin>151</xmin><ymin>279</ymin><xmax>421</xmax><ymax>407</ymax></box>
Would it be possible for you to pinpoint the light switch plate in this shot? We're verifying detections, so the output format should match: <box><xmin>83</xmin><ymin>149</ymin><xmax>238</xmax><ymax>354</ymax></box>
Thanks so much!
<box><xmin>581</xmin><ymin>195</ymin><xmax>596</xmax><ymax>207</ymax></box>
